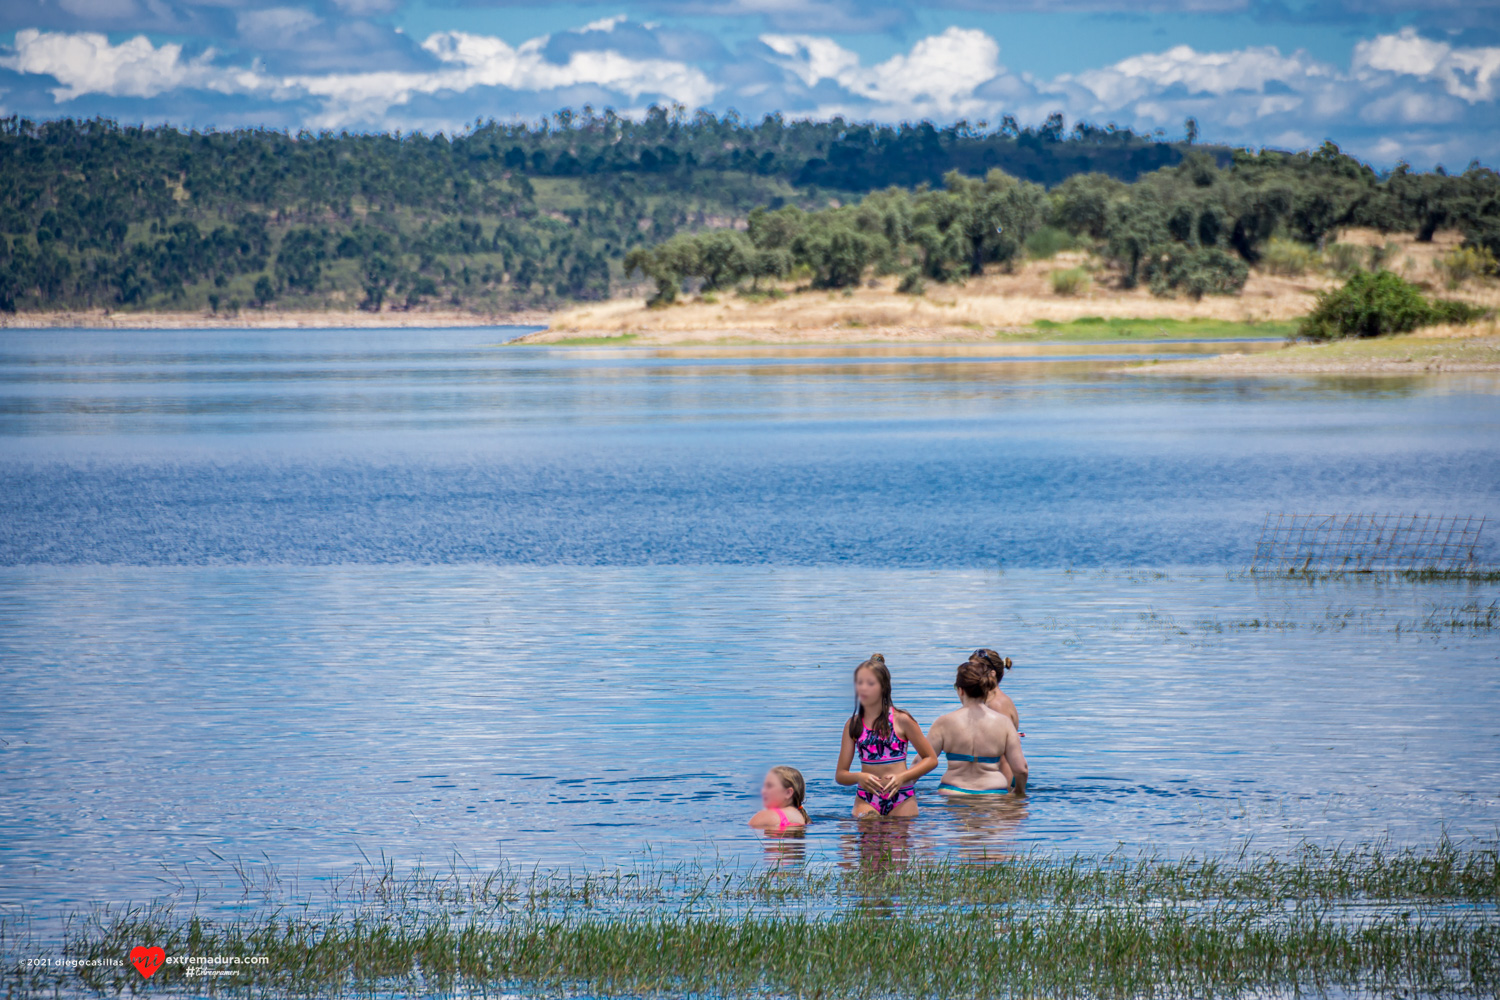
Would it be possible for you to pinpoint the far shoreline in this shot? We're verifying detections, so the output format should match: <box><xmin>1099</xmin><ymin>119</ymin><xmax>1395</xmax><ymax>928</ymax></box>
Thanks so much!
<box><xmin>5</xmin><ymin>307</ymin><xmax>1498</xmax><ymax>378</ymax></box>
<box><xmin>1117</xmin><ymin>322</ymin><xmax>1500</xmax><ymax>375</ymax></box>
<box><xmin>0</xmin><ymin>308</ymin><xmax>551</xmax><ymax>331</ymax></box>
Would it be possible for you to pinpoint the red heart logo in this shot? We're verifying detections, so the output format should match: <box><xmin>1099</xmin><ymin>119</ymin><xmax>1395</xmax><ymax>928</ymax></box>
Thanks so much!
<box><xmin>130</xmin><ymin>946</ymin><xmax>165</xmax><ymax>979</ymax></box>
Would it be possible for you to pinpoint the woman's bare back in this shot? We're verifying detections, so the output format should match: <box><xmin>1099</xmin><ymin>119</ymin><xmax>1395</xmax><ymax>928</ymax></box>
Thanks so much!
<box><xmin>929</xmin><ymin>703</ymin><xmax>1021</xmax><ymax>792</ymax></box>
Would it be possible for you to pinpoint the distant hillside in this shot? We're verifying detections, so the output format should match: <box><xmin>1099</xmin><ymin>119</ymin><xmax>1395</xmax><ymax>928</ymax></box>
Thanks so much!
<box><xmin>620</xmin><ymin>142</ymin><xmax>1500</xmax><ymax>308</ymax></box>
<box><xmin>0</xmin><ymin>110</ymin><xmax>1214</xmax><ymax>315</ymax></box>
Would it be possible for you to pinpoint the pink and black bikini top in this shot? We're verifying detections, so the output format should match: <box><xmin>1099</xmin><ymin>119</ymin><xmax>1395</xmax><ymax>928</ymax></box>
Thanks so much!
<box><xmin>855</xmin><ymin>708</ymin><xmax>910</xmax><ymax>765</ymax></box>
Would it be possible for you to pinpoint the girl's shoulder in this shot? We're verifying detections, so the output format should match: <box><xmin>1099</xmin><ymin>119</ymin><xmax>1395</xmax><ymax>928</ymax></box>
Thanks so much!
<box><xmin>892</xmin><ymin>706</ymin><xmax>922</xmax><ymax>732</ymax></box>
<box><xmin>749</xmin><ymin>807</ymin><xmax>804</xmax><ymax>829</ymax></box>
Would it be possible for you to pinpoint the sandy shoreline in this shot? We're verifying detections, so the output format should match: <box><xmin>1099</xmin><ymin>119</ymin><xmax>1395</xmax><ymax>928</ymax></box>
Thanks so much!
<box><xmin>518</xmin><ymin>254</ymin><xmax>1329</xmax><ymax>347</ymax></box>
<box><xmin>0</xmin><ymin>308</ymin><xmax>551</xmax><ymax>330</ymax></box>
<box><xmin>8</xmin><ymin>309</ymin><xmax>1498</xmax><ymax>376</ymax></box>
<box><xmin>5</xmin><ymin>228</ymin><xmax>1497</xmax><ymax>377</ymax></box>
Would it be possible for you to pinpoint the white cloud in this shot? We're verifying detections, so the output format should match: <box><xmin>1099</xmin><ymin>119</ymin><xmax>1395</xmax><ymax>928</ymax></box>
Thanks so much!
<box><xmin>0</xmin><ymin>28</ymin><xmax>223</xmax><ymax>99</ymax></box>
<box><xmin>1353</xmin><ymin>27</ymin><xmax>1500</xmax><ymax>103</ymax></box>
<box><xmin>762</xmin><ymin>27</ymin><xmax>1001</xmax><ymax>117</ymax></box>
<box><xmin>0</xmin><ymin>20</ymin><xmax>1496</xmax><ymax>165</ymax></box>
<box><xmin>578</xmin><ymin>14</ymin><xmax>628</xmax><ymax>33</ymax></box>
<box><xmin>1065</xmin><ymin>44</ymin><xmax>1330</xmax><ymax>106</ymax></box>
<box><xmin>423</xmin><ymin>31</ymin><xmax>716</xmax><ymax>105</ymax></box>
<box><xmin>761</xmin><ymin>34</ymin><xmax>860</xmax><ymax>89</ymax></box>
<box><xmin>0</xmin><ymin>24</ymin><xmax>718</xmax><ymax>127</ymax></box>
<box><xmin>1353</xmin><ymin>28</ymin><xmax>1450</xmax><ymax>78</ymax></box>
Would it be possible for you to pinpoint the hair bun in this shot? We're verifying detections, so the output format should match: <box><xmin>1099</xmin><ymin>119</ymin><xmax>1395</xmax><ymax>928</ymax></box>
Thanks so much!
<box><xmin>970</xmin><ymin>648</ymin><xmax>1013</xmax><ymax>678</ymax></box>
<box><xmin>869</xmin><ymin>653</ymin><xmax>885</xmax><ymax>665</ymax></box>
<box><xmin>955</xmin><ymin>659</ymin><xmax>997</xmax><ymax>698</ymax></box>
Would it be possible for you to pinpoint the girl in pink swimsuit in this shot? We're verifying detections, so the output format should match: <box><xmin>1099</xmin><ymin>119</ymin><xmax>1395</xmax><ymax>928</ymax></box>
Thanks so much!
<box><xmin>749</xmin><ymin>766</ymin><xmax>808</xmax><ymax>831</ymax></box>
<box><xmin>835</xmin><ymin>654</ymin><xmax>939</xmax><ymax>817</ymax></box>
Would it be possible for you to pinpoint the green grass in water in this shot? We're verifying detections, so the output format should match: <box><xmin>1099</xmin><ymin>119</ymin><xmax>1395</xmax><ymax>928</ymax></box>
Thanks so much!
<box><xmin>543</xmin><ymin>332</ymin><xmax>641</xmax><ymax>346</ymax></box>
<box><xmin>9</xmin><ymin>840</ymin><xmax>1497</xmax><ymax>998</ymax></box>
<box><xmin>1020</xmin><ymin>317</ymin><xmax>1297</xmax><ymax>341</ymax></box>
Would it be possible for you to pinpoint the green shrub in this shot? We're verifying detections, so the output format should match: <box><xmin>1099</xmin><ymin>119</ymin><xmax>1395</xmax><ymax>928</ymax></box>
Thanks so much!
<box><xmin>1261</xmin><ymin>237</ymin><xmax>1317</xmax><ymax>277</ymax></box>
<box><xmin>1429</xmin><ymin>297</ymin><xmax>1490</xmax><ymax>325</ymax></box>
<box><xmin>896</xmin><ymin>269</ymin><xmax>926</xmax><ymax>295</ymax></box>
<box><xmin>1050</xmin><ymin>267</ymin><xmax>1091</xmax><ymax>296</ymax></box>
<box><xmin>1145</xmin><ymin>246</ymin><xmax>1249</xmax><ymax>299</ymax></box>
<box><xmin>1299</xmin><ymin>270</ymin><xmax>1489</xmax><ymax>340</ymax></box>
<box><xmin>1026</xmin><ymin>226</ymin><xmax>1081</xmax><ymax>260</ymax></box>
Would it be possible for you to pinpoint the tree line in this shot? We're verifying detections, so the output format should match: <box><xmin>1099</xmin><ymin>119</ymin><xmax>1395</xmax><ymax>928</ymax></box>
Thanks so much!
<box><xmin>0</xmin><ymin>110</ymin><xmax>1493</xmax><ymax>315</ymax></box>
<box><xmin>624</xmin><ymin>141</ymin><xmax>1500</xmax><ymax>305</ymax></box>
<box><xmin>0</xmin><ymin>110</ymin><xmax>1207</xmax><ymax>314</ymax></box>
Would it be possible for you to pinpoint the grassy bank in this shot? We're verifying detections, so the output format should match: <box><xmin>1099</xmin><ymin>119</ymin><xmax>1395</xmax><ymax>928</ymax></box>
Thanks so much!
<box><xmin>1125</xmin><ymin>321</ymin><xmax>1500</xmax><ymax>375</ymax></box>
<box><xmin>7</xmin><ymin>841</ymin><xmax>1496</xmax><ymax>998</ymax></box>
<box><xmin>517</xmin><ymin>229</ymin><xmax>1500</xmax><ymax>348</ymax></box>
<box><xmin>1018</xmin><ymin>316</ymin><xmax>1295</xmax><ymax>341</ymax></box>
<box><xmin>537</xmin><ymin>316</ymin><xmax>1297</xmax><ymax>346</ymax></box>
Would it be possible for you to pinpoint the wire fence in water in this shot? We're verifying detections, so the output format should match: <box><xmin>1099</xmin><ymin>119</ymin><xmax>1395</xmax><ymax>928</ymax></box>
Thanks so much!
<box><xmin>1251</xmin><ymin>513</ymin><xmax>1488</xmax><ymax>573</ymax></box>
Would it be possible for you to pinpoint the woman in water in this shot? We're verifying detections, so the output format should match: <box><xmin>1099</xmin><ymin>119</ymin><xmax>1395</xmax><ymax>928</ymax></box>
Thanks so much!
<box><xmin>969</xmin><ymin>648</ymin><xmax>1021</xmax><ymax>783</ymax></box>
<box><xmin>970</xmin><ymin>648</ymin><xmax>1019</xmax><ymax>729</ymax></box>
<box><xmin>749</xmin><ymin>766</ymin><xmax>808</xmax><ymax>831</ymax></box>
<box><xmin>928</xmin><ymin>658</ymin><xmax>1028</xmax><ymax>796</ymax></box>
<box><xmin>835</xmin><ymin>654</ymin><xmax>939</xmax><ymax>817</ymax></box>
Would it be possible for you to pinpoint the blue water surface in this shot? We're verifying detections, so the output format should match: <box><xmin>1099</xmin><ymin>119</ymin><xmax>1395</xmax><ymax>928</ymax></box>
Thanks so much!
<box><xmin>1</xmin><ymin>326</ymin><xmax>1498</xmax><ymax>938</ymax></box>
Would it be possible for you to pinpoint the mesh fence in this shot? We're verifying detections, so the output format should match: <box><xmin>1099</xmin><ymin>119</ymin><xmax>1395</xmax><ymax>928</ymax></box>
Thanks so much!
<box><xmin>1251</xmin><ymin>513</ymin><xmax>1488</xmax><ymax>573</ymax></box>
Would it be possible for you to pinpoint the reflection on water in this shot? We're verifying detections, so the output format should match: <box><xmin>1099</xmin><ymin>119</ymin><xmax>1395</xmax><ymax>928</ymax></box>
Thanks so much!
<box><xmin>3</xmin><ymin>327</ymin><xmax>1497</xmax><ymax>568</ymax></box>
<box><xmin>939</xmin><ymin>795</ymin><xmax>1031</xmax><ymax>863</ymax></box>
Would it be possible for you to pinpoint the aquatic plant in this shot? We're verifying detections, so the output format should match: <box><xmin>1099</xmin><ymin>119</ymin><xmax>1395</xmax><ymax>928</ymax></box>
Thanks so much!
<box><xmin>7</xmin><ymin>840</ymin><xmax>1496</xmax><ymax>999</ymax></box>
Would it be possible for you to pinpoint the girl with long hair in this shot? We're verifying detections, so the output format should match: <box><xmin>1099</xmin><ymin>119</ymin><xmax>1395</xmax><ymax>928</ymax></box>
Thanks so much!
<box><xmin>835</xmin><ymin>654</ymin><xmax>938</xmax><ymax>817</ymax></box>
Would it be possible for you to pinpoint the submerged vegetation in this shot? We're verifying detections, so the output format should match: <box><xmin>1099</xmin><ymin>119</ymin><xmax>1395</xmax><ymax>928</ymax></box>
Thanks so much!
<box><xmin>4</xmin><ymin>841</ymin><xmax>1495</xmax><ymax>998</ymax></box>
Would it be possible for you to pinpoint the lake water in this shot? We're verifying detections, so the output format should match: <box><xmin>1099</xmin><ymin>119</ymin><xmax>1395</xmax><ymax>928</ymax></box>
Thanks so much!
<box><xmin>1</xmin><ymin>327</ymin><xmax>1498</xmax><ymax>932</ymax></box>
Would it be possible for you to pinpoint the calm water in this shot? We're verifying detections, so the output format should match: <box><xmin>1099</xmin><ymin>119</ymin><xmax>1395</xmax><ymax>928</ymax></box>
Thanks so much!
<box><xmin>1</xmin><ymin>327</ymin><xmax>1498</xmax><ymax>931</ymax></box>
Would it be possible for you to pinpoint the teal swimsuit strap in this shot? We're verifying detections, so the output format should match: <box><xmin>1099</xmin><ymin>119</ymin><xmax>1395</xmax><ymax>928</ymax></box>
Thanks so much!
<box><xmin>938</xmin><ymin>783</ymin><xmax>1010</xmax><ymax>795</ymax></box>
<box><xmin>945</xmin><ymin>751</ymin><xmax>1002</xmax><ymax>763</ymax></box>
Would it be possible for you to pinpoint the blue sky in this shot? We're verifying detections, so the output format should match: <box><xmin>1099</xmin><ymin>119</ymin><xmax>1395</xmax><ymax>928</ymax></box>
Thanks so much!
<box><xmin>3</xmin><ymin>0</ymin><xmax>1498</xmax><ymax>167</ymax></box>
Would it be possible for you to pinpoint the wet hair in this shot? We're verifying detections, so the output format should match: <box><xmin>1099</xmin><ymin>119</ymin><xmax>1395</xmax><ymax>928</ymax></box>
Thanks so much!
<box><xmin>955</xmin><ymin>659</ymin><xmax>997</xmax><ymax>700</ymax></box>
<box><xmin>970</xmin><ymin>648</ymin><xmax>1013</xmax><ymax>686</ymax></box>
<box><xmin>847</xmin><ymin>653</ymin><xmax>902</xmax><ymax>740</ymax></box>
<box><xmin>769</xmin><ymin>765</ymin><xmax>808</xmax><ymax>823</ymax></box>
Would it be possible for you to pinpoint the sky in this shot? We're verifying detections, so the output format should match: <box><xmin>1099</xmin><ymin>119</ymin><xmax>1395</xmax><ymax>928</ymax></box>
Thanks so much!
<box><xmin>2</xmin><ymin>0</ymin><xmax>1499</xmax><ymax>168</ymax></box>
